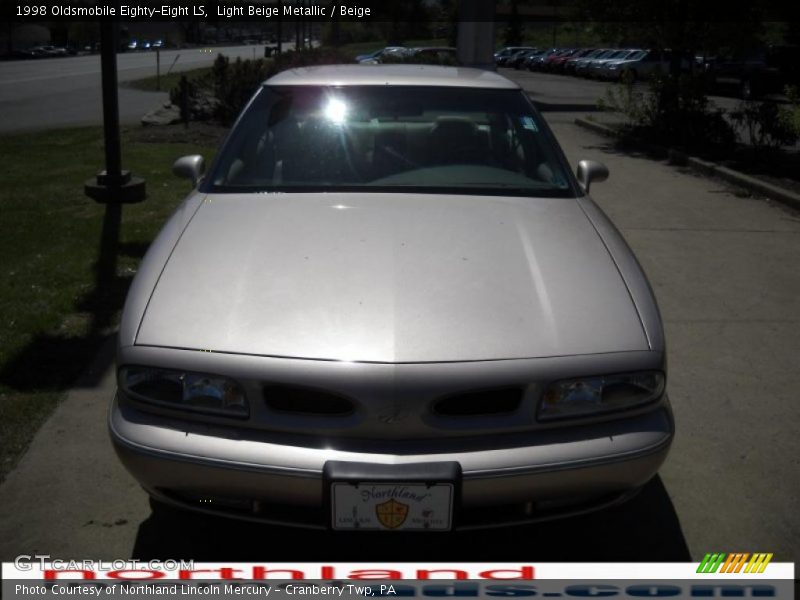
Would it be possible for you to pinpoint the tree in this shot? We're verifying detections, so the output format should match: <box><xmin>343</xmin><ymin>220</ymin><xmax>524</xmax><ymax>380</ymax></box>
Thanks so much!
<box><xmin>177</xmin><ymin>22</ymin><xmax>201</xmax><ymax>45</ymax></box>
<box><xmin>572</xmin><ymin>0</ymin><xmax>764</xmax><ymax>70</ymax></box>
<box><xmin>573</xmin><ymin>0</ymin><xmax>766</xmax><ymax>142</ymax></box>
<box><xmin>435</xmin><ymin>0</ymin><xmax>458</xmax><ymax>47</ymax></box>
<box><xmin>504</xmin><ymin>0</ymin><xmax>523</xmax><ymax>47</ymax></box>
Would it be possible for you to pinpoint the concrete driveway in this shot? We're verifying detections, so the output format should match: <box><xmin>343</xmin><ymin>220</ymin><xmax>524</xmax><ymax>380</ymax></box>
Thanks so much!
<box><xmin>0</xmin><ymin>115</ymin><xmax>797</xmax><ymax>562</ymax></box>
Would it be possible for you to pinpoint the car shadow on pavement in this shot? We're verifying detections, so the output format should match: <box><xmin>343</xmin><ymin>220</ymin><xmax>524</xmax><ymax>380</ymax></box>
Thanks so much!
<box><xmin>131</xmin><ymin>476</ymin><xmax>690</xmax><ymax>561</ymax></box>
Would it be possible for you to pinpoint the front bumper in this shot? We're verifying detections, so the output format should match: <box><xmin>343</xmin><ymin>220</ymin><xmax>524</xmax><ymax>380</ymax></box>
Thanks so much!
<box><xmin>110</xmin><ymin>394</ymin><xmax>673</xmax><ymax>530</ymax></box>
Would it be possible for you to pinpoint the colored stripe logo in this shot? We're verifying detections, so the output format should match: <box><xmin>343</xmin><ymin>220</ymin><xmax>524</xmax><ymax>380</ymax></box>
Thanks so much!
<box><xmin>697</xmin><ymin>553</ymin><xmax>773</xmax><ymax>574</ymax></box>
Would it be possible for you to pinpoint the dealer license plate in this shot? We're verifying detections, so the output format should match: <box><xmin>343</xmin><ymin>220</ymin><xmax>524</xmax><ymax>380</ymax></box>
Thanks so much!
<box><xmin>331</xmin><ymin>482</ymin><xmax>454</xmax><ymax>531</ymax></box>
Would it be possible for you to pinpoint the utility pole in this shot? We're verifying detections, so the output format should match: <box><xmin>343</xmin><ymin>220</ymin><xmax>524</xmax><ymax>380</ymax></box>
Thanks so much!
<box><xmin>456</xmin><ymin>0</ymin><xmax>495</xmax><ymax>70</ymax></box>
<box><xmin>84</xmin><ymin>16</ymin><xmax>146</xmax><ymax>285</ymax></box>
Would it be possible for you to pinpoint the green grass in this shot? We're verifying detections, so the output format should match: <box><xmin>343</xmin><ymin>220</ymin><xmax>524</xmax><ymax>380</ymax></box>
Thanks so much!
<box><xmin>124</xmin><ymin>66</ymin><xmax>212</xmax><ymax>93</ymax></box>
<box><xmin>0</xmin><ymin>125</ymin><xmax>218</xmax><ymax>482</ymax></box>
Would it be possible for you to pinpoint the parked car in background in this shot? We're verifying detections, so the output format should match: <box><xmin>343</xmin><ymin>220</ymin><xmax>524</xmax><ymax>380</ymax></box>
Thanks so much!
<box><xmin>407</xmin><ymin>46</ymin><xmax>458</xmax><ymax>65</ymax></box>
<box><xmin>12</xmin><ymin>47</ymin><xmax>40</xmax><ymax>59</ymax></box>
<box><xmin>599</xmin><ymin>49</ymin><xmax>649</xmax><ymax>81</ymax></box>
<box><xmin>547</xmin><ymin>48</ymin><xmax>590</xmax><ymax>73</ymax></box>
<box><xmin>520</xmin><ymin>49</ymin><xmax>547</xmax><ymax>70</ymax></box>
<box><xmin>559</xmin><ymin>48</ymin><xmax>597</xmax><ymax>73</ymax></box>
<box><xmin>585</xmin><ymin>49</ymin><xmax>639</xmax><ymax>78</ymax></box>
<box><xmin>497</xmin><ymin>48</ymin><xmax>527</xmax><ymax>69</ymax></box>
<box><xmin>542</xmin><ymin>48</ymin><xmax>578</xmax><ymax>72</ymax></box>
<box><xmin>29</xmin><ymin>45</ymin><xmax>69</xmax><ymax>57</ymax></box>
<box><xmin>599</xmin><ymin>49</ymin><xmax>691</xmax><ymax>81</ymax></box>
<box><xmin>111</xmin><ymin>64</ymin><xmax>673</xmax><ymax>532</ymax></box>
<box><xmin>355</xmin><ymin>46</ymin><xmax>408</xmax><ymax>64</ymax></box>
<box><xmin>574</xmin><ymin>49</ymin><xmax>616</xmax><ymax>76</ymax></box>
<box><xmin>494</xmin><ymin>46</ymin><xmax>535</xmax><ymax>66</ymax></box>
<box><xmin>528</xmin><ymin>48</ymin><xmax>561</xmax><ymax>71</ymax></box>
<box><xmin>564</xmin><ymin>48</ymin><xmax>609</xmax><ymax>75</ymax></box>
<box><xmin>356</xmin><ymin>48</ymin><xmax>384</xmax><ymax>62</ymax></box>
<box><xmin>507</xmin><ymin>48</ymin><xmax>539</xmax><ymax>69</ymax></box>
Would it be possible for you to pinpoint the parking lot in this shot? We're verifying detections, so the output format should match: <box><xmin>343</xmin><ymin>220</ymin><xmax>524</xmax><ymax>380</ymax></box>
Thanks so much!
<box><xmin>502</xmin><ymin>66</ymin><xmax>743</xmax><ymax>113</ymax></box>
<box><xmin>0</xmin><ymin>88</ymin><xmax>797</xmax><ymax>561</ymax></box>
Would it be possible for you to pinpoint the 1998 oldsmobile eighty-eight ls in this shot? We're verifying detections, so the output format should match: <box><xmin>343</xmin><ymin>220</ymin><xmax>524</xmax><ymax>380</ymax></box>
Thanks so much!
<box><xmin>110</xmin><ymin>65</ymin><xmax>673</xmax><ymax>531</ymax></box>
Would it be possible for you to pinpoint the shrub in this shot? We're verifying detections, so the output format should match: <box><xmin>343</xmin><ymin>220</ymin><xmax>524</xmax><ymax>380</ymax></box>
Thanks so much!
<box><xmin>729</xmin><ymin>99</ymin><xmax>799</xmax><ymax>156</ymax></box>
<box><xmin>320</xmin><ymin>22</ymin><xmax>379</xmax><ymax>45</ymax></box>
<box><xmin>210</xmin><ymin>55</ymin><xmax>273</xmax><ymax>124</ymax></box>
<box><xmin>169</xmin><ymin>75</ymin><xmax>197</xmax><ymax>121</ymax></box>
<box><xmin>600</xmin><ymin>71</ymin><xmax>737</xmax><ymax>153</ymax></box>
<box><xmin>173</xmin><ymin>48</ymin><xmax>354</xmax><ymax>125</ymax></box>
<box><xmin>782</xmin><ymin>85</ymin><xmax>800</xmax><ymax>139</ymax></box>
<box><xmin>380</xmin><ymin>51</ymin><xmax>459</xmax><ymax>66</ymax></box>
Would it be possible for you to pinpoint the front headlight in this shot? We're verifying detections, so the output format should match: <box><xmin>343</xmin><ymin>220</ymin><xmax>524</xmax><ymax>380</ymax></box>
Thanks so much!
<box><xmin>538</xmin><ymin>371</ymin><xmax>665</xmax><ymax>421</ymax></box>
<box><xmin>119</xmin><ymin>366</ymin><xmax>248</xmax><ymax>418</ymax></box>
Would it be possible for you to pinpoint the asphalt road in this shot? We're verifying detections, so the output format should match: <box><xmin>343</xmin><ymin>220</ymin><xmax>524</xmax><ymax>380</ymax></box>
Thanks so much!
<box><xmin>0</xmin><ymin>44</ymin><xmax>295</xmax><ymax>132</ymax></box>
<box><xmin>0</xmin><ymin>112</ymin><xmax>797</xmax><ymax>562</ymax></box>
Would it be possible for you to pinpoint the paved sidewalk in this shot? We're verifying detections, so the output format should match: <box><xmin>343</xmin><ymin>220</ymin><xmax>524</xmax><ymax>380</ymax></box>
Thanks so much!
<box><xmin>1</xmin><ymin>115</ymin><xmax>797</xmax><ymax>561</ymax></box>
<box><xmin>0</xmin><ymin>339</ymin><xmax>148</xmax><ymax>559</ymax></box>
<box><xmin>548</xmin><ymin>113</ymin><xmax>800</xmax><ymax>559</ymax></box>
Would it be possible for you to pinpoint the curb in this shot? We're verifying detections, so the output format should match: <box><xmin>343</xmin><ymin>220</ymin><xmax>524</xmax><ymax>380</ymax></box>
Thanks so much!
<box><xmin>575</xmin><ymin>117</ymin><xmax>622</xmax><ymax>138</ymax></box>
<box><xmin>574</xmin><ymin>117</ymin><xmax>800</xmax><ymax>213</ymax></box>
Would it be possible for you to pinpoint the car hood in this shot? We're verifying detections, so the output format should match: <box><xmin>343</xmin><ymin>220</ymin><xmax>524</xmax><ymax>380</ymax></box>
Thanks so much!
<box><xmin>136</xmin><ymin>193</ymin><xmax>647</xmax><ymax>362</ymax></box>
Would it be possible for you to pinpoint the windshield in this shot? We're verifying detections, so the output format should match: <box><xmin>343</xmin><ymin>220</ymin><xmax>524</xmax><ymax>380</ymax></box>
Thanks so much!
<box><xmin>207</xmin><ymin>85</ymin><xmax>575</xmax><ymax>197</ymax></box>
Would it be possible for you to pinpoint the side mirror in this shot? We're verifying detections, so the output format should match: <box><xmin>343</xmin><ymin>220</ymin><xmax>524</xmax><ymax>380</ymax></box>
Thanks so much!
<box><xmin>172</xmin><ymin>155</ymin><xmax>205</xmax><ymax>188</ymax></box>
<box><xmin>576</xmin><ymin>160</ymin><xmax>609</xmax><ymax>194</ymax></box>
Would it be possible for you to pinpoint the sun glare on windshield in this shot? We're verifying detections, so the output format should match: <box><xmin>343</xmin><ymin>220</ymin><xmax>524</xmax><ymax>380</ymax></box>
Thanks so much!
<box><xmin>324</xmin><ymin>98</ymin><xmax>348</xmax><ymax>124</ymax></box>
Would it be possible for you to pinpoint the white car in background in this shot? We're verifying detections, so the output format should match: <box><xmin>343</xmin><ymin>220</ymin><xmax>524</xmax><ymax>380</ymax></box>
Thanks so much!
<box><xmin>357</xmin><ymin>46</ymin><xmax>410</xmax><ymax>64</ymax></box>
<box><xmin>601</xmin><ymin>50</ymin><xmax>693</xmax><ymax>82</ymax></box>
<box><xmin>585</xmin><ymin>49</ymin><xmax>640</xmax><ymax>78</ymax></box>
<box><xmin>573</xmin><ymin>49</ymin><xmax>615</xmax><ymax>76</ymax></box>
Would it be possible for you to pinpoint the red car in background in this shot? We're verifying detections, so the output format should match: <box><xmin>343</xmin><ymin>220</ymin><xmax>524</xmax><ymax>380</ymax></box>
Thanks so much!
<box><xmin>542</xmin><ymin>49</ymin><xmax>576</xmax><ymax>72</ymax></box>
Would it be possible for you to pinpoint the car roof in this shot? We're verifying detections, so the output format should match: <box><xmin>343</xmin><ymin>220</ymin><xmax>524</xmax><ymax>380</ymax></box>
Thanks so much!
<box><xmin>264</xmin><ymin>64</ymin><xmax>520</xmax><ymax>89</ymax></box>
